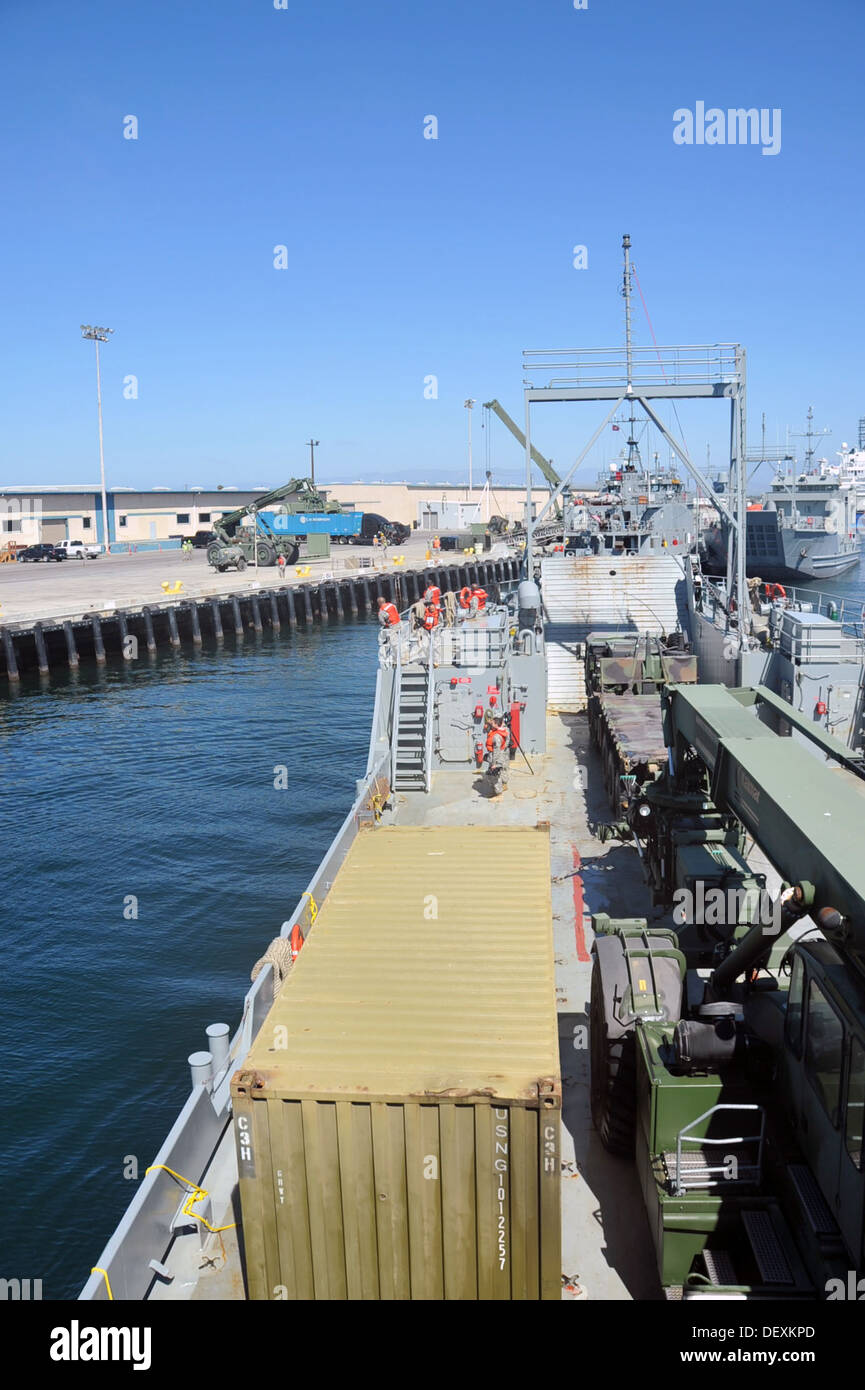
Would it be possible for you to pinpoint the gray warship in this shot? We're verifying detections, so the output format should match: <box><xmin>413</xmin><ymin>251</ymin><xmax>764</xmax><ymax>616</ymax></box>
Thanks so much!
<box><xmin>702</xmin><ymin>410</ymin><xmax>860</xmax><ymax>582</ymax></box>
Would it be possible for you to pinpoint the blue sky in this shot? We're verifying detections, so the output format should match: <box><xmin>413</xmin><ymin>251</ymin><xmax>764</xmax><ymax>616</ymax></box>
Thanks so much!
<box><xmin>0</xmin><ymin>0</ymin><xmax>862</xmax><ymax>493</ymax></box>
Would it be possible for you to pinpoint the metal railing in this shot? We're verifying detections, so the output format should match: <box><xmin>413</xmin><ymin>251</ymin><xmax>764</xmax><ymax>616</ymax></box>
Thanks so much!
<box><xmin>700</xmin><ymin>576</ymin><xmax>865</xmax><ymax>649</ymax></box>
<box><xmin>389</xmin><ymin>641</ymin><xmax>403</xmax><ymax>781</ymax></box>
<box><xmin>673</xmin><ymin>1103</ymin><xmax>765</xmax><ymax>1196</ymax></box>
<box><xmin>424</xmin><ymin>632</ymin><xmax>436</xmax><ymax>792</ymax></box>
<box><xmin>523</xmin><ymin>343</ymin><xmax>741</xmax><ymax>390</ymax></box>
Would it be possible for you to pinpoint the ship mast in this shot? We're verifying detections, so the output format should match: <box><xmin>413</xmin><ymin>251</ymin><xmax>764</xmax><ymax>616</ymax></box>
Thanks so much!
<box><xmin>622</xmin><ymin>234</ymin><xmax>633</xmax><ymax>390</ymax></box>
<box><xmin>621</xmin><ymin>234</ymin><xmax>641</xmax><ymax>470</ymax></box>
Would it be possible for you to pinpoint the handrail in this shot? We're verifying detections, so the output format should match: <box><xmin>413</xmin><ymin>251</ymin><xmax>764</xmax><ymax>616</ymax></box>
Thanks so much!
<box><xmin>424</xmin><ymin>630</ymin><xmax>435</xmax><ymax>792</ymax></box>
<box><xmin>389</xmin><ymin>627</ymin><xmax>403</xmax><ymax>783</ymax></box>
<box><xmin>673</xmin><ymin>1102</ymin><xmax>765</xmax><ymax>1196</ymax></box>
<box><xmin>698</xmin><ymin>574</ymin><xmax>865</xmax><ymax>648</ymax></box>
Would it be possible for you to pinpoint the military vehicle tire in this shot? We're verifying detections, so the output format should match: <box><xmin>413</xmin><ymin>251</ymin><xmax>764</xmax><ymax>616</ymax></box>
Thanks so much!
<box><xmin>236</xmin><ymin>555</ymin><xmax>247</xmax><ymax>572</ymax></box>
<box><xmin>206</xmin><ymin>542</ymin><xmax>222</xmax><ymax>567</ymax></box>
<box><xmin>589</xmin><ymin>957</ymin><xmax>636</xmax><ymax>1156</ymax></box>
<box><xmin>256</xmin><ymin>542</ymin><xmax>276</xmax><ymax>566</ymax></box>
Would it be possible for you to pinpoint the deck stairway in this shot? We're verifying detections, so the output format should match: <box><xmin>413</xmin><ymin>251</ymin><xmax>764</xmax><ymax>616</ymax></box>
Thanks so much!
<box><xmin>391</xmin><ymin>663</ymin><xmax>432</xmax><ymax>791</ymax></box>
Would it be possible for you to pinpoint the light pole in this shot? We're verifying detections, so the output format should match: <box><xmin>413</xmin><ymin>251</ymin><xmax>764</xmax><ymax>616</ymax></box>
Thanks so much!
<box><xmin>464</xmin><ymin>399</ymin><xmax>476</xmax><ymax>501</ymax></box>
<box><xmin>81</xmin><ymin>325</ymin><xmax>113</xmax><ymax>553</ymax></box>
<box><xmin>188</xmin><ymin>486</ymin><xmax>204</xmax><ymax>535</ymax></box>
<box><xmin>307</xmin><ymin>439</ymin><xmax>320</xmax><ymax>489</ymax></box>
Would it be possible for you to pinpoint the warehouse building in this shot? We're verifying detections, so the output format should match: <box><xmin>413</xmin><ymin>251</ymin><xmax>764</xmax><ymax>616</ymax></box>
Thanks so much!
<box><xmin>0</xmin><ymin>481</ymin><xmax>554</xmax><ymax>551</ymax></box>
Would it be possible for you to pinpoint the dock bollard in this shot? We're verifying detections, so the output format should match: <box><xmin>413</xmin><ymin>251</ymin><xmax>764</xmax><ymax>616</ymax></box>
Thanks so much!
<box><xmin>206</xmin><ymin>1023</ymin><xmax>230</xmax><ymax>1072</ymax></box>
<box><xmin>188</xmin><ymin>1051</ymin><xmax>213</xmax><ymax>1089</ymax></box>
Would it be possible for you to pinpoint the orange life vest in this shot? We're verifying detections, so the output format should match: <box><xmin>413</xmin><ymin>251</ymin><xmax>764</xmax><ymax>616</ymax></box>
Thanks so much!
<box><xmin>380</xmin><ymin>602</ymin><xmax>399</xmax><ymax>626</ymax></box>
<box><xmin>424</xmin><ymin>585</ymin><xmax>441</xmax><ymax>606</ymax></box>
<box><xmin>486</xmin><ymin>725</ymin><xmax>509</xmax><ymax>753</ymax></box>
<box><xmin>472</xmin><ymin>587</ymin><xmax>488</xmax><ymax>611</ymax></box>
<box><xmin>422</xmin><ymin>605</ymin><xmax>439</xmax><ymax>631</ymax></box>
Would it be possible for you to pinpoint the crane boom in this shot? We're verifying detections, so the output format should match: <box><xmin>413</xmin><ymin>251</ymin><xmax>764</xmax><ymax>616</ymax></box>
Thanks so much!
<box><xmin>482</xmin><ymin>400</ymin><xmax>562</xmax><ymax>493</ymax></box>
<box><xmin>214</xmin><ymin>477</ymin><xmax>338</xmax><ymax>542</ymax></box>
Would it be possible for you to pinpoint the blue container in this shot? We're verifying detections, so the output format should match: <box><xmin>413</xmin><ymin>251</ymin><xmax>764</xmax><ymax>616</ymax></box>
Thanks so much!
<box><xmin>258</xmin><ymin>511</ymin><xmax>362</xmax><ymax>537</ymax></box>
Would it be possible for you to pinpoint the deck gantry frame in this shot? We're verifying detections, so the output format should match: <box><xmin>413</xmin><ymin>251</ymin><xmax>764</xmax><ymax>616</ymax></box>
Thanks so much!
<box><xmin>522</xmin><ymin>238</ymin><xmax>750</xmax><ymax>644</ymax></box>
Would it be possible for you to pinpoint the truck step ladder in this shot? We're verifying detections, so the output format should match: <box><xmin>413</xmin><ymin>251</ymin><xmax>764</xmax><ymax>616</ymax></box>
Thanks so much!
<box><xmin>788</xmin><ymin>1163</ymin><xmax>841</xmax><ymax>1239</ymax></box>
<box><xmin>701</xmin><ymin>1249</ymin><xmax>737</xmax><ymax>1286</ymax></box>
<box><xmin>741</xmin><ymin>1209</ymin><xmax>794</xmax><ymax>1286</ymax></box>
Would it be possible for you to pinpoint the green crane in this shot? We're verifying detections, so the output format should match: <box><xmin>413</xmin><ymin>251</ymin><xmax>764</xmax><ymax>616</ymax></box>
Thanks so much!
<box><xmin>591</xmin><ymin>682</ymin><xmax>865</xmax><ymax>1297</ymax></box>
<box><xmin>207</xmin><ymin>477</ymin><xmax>341</xmax><ymax>572</ymax></box>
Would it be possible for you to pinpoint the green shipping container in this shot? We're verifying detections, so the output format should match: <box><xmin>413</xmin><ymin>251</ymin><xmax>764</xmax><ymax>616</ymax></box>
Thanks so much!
<box><xmin>231</xmin><ymin>824</ymin><xmax>561</xmax><ymax>1300</ymax></box>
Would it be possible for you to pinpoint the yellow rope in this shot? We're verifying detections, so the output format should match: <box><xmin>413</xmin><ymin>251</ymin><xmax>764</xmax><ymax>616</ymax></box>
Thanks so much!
<box><xmin>145</xmin><ymin>1164</ymin><xmax>236</xmax><ymax>1233</ymax></box>
<box><xmin>301</xmin><ymin>890</ymin><xmax>318</xmax><ymax>923</ymax></box>
<box><xmin>90</xmin><ymin>1266</ymin><xmax>114</xmax><ymax>1300</ymax></box>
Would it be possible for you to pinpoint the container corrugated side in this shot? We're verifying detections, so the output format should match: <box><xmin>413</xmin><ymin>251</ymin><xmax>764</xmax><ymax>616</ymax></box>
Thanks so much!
<box><xmin>231</xmin><ymin>824</ymin><xmax>561</xmax><ymax>1300</ymax></box>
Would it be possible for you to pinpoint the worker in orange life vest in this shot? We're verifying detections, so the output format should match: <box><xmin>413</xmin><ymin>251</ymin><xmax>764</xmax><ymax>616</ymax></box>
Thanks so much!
<box><xmin>377</xmin><ymin>597</ymin><xmax>399</xmax><ymax>628</ymax></box>
<box><xmin>485</xmin><ymin>716</ymin><xmax>510</xmax><ymax>795</ymax></box>
<box><xmin>423</xmin><ymin>583</ymin><xmax>441</xmax><ymax>610</ymax></box>
<box><xmin>422</xmin><ymin>602</ymin><xmax>439</xmax><ymax>632</ymax></box>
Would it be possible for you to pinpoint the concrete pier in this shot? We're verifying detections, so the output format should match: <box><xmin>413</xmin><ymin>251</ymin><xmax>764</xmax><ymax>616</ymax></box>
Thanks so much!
<box><xmin>0</xmin><ymin>553</ymin><xmax>519</xmax><ymax>684</ymax></box>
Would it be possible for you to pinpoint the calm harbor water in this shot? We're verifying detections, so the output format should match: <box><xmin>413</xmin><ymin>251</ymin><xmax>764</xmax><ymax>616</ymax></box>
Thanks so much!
<box><xmin>1</xmin><ymin>616</ymin><xmax>377</xmax><ymax>1299</ymax></box>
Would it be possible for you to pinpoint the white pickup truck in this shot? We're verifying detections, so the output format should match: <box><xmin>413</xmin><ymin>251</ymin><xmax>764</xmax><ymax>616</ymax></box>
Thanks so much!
<box><xmin>56</xmin><ymin>539</ymin><xmax>102</xmax><ymax>559</ymax></box>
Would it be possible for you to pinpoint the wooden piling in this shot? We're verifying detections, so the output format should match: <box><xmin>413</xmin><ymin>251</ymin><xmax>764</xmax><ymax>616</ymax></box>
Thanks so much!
<box><xmin>63</xmin><ymin>621</ymin><xmax>79</xmax><ymax>670</ymax></box>
<box><xmin>91</xmin><ymin>615</ymin><xmax>106</xmax><ymax>664</ymax></box>
<box><xmin>118</xmin><ymin>612</ymin><xmax>130</xmax><ymax>661</ymax></box>
<box><xmin>143</xmin><ymin>607</ymin><xmax>157</xmax><ymax>653</ymax></box>
<box><xmin>33</xmin><ymin>623</ymin><xmax>49</xmax><ymax>675</ymax></box>
<box><xmin>2</xmin><ymin>629</ymin><xmax>20</xmax><ymax>681</ymax></box>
